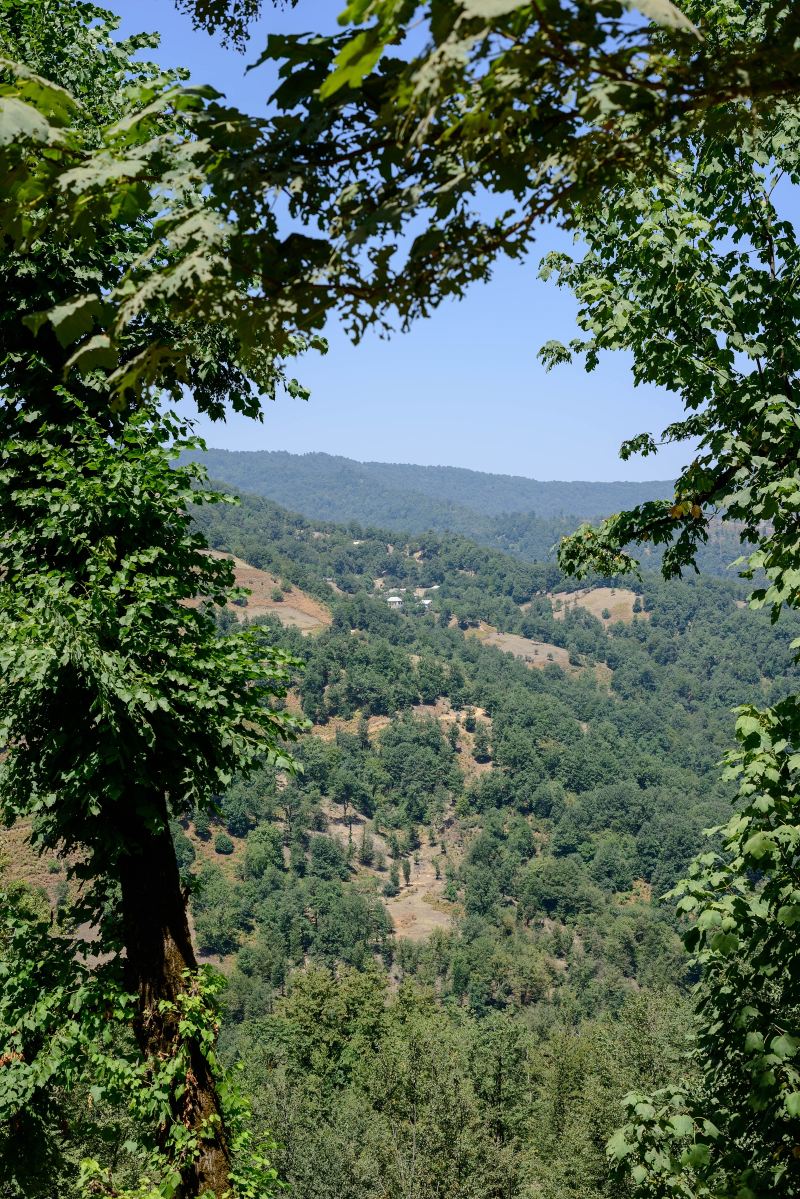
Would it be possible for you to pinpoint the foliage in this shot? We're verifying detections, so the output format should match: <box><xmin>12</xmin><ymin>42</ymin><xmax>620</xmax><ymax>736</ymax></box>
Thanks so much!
<box><xmin>227</xmin><ymin>965</ymin><xmax>689</xmax><ymax>1199</ymax></box>
<box><xmin>527</xmin><ymin>4</ymin><xmax>800</xmax><ymax>1193</ymax></box>
<box><xmin>0</xmin><ymin>879</ymin><xmax>279</xmax><ymax>1199</ymax></box>
<box><xmin>0</xmin><ymin>3</ymin><xmax>309</xmax><ymax>1193</ymax></box>
<box><xmin>608</xmin><ymin>700</ymin><xmax>800</xmax><ymax>1197</ymax></box>
<box><xmin>6</xmin><ymin>1</ymin><xmax>800</xmax><ymax>1195</ymax></box>
<box><xmin>187</xmin><ymin>445</ymin><xmax>671</xmax><ymax>527</ymax></box>
<box><xmin>191</xmin><ymin>480</ymin><xmax>800</xmax><ymax>1194</ymax></box>
<box><xmin>549</xmin><ymin>72</ymin><xmax>800</xmax><ymax>592</ymax></box>
<box><xmin>176</xmin><ymin>0</ymin><xmax>800</xmax><ymax>345</ymax></box>
<box><xmin>0</xmin><ymin>1</ymin><xmax>325</xmax><ymax>413</ymax></box>
<box><xmin>188</xmin><ymin>448</ymin><xmax>751</xmax><ymax>576</ymax></box>
<box><xmin>0</xmin><ymin>409</ymin><xmax>302</xmax><ymax>868</ymax></box>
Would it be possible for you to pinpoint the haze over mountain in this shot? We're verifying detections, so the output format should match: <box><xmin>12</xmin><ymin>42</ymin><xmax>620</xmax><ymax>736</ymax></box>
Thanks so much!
<box><xmin>187</xmin><ymin>449</ymin><xmax>675</xmax><ymax>531</ymax></box>
<box><xmin>187</xmin><ymin>448</ymin><xmax>746</xmax><ymax>576</ymax></box>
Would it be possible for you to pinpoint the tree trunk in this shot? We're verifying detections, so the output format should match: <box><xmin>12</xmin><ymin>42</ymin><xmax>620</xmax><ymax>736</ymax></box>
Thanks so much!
<box><xmin>117</xmin><ymin>807</ymin><xmax>231</xmax><ymax>1198</ymax></box>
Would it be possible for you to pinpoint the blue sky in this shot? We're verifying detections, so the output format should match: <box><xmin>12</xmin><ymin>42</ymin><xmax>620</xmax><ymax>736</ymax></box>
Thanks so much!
<box><xmin>114</xmin><ymin>0</ymin><xmax>689</xmax><ymax>482</ymax></box>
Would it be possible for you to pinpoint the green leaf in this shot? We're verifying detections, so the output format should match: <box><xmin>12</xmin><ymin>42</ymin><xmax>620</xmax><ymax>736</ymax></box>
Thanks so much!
<box><xmin>669</xmin><ymin>1114</ymin><xmax>695</xmax><ymax>1137</ymax></box>
<box><xmin>606</xmin><ymin>1128</ymin><xmax>633</xmax><ymax>1160</ymax></box>
<box><xmin>682</xmin><ymin>1142</ymin><xmax>711</xmax><ymax>1168</ymax></box>
<box><xmin>778</xmin><ymin>904</ymin><xmax>800</xmax><ymax>926</ymax></box>
<box><xmin>66</xmin><ymin>334</ymin><xmax>117</xmax><ymax>375</ymax></box>
<box><xmin>28</xmin><ymin>295</ymin><xmax>102</xmax><ymax>349</ymax></box>
<box><xmin>770</xmin><ymin>1034</ymin><xmax>799</xmax><ymax>1061</ymax></box>
<box><xmin>708</xmin><ymin>931</ymin><xmax>739</xmax><ymax>955</ymax></box>
<box><xmin>461</xmin><ymin>0</ymin><xmax>529</xmax><ymax>17</ymax></box>
<box><xmin>0</xmin><ymin>96</ymin><xmax>65</xmax><ymax>145</ymax></box>
<box><xmin>624</xmin><ymin>0</ymin><xmax>700</xmax><ymax>35</ymax></box>
<box><xmin>743</xmin><ymin>831</ymin><xmax>777</xmax><ymax>859</ymax></box>
<box><xmin>319</xmin><ymin>29</ymin><xmax>384</xmax><ymax>98</ymax></box>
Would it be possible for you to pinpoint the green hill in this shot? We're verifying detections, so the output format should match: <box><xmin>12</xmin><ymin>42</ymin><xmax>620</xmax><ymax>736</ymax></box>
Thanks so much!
<box><xmin>185</xmin><ymin>448</ymin><xmax>673</xmax><ymax>524</ymax></box>
<box><xmin>182</xmin><ymin>488</ymin><xmax>795</xmax><ymax>1199</ymax></box>
<box><xmin>187</xmin><ymin>448</ymin><xmax>748</xmax><ymax>575</ymax></box>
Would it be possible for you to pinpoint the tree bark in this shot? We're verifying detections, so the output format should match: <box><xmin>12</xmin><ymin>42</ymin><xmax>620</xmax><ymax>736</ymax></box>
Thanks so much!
<box><xmin>117</xmin><ymin>806</ymin><xmax>231</xmax><ymax>1198</ymax></box>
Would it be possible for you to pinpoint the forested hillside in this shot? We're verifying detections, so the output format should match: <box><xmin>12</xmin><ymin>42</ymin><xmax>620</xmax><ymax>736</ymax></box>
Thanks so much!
<box><xmin>6</xmin><ymin>3</ymin><xmax>800</xmax><ymax>1197</ymax></box>
<box><xmin>187</xmin><ymin>449</ymin><xmax>749</xmax><ymax>575</ymax></box>
<box><xmin>186</xmin><ymin>448</ymin><xmax>675</xmax><ymax>522</ymax></box>
<box><xmin>170</xmin><ymin>489</ymin><xmax>798</xmax><ymax>1197</ymax></box>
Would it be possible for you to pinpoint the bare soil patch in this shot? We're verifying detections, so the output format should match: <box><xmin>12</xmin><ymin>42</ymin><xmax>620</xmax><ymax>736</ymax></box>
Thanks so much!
<box><xmin>312</xmin><ymin>713</ymin><xmax>391</xmax><ymax>743</ymax></box>
<box><xmin>202</xmin><ymin>551</ymin><xmax>331</xmax><ymax>633</ymax></box>
<box><xmin>550</xmin><ymin>586</ymin><xmax>644</xmax><ymax>625</ymax></box>
<box><xmin>618</xmin><ymin>878</ymin><xmax>653</xmax><ymax>906</ymax></box>
<box><xmin>594</xmin><ymin>662</ymin><xmax>614</xmax><ymax>689</ymax></box>
<box><xmin>0</xmin><ymin>823</ymin><xmax>70</xmax><ymax>907</ymax></box>
<box><xmin>187</xmin><ymin>821</ymin><xmax>247</xmax><ymax>883</ymax></box>
<box><xmin>274</xmin><ymin>604</ymin><xmax>325</xmax><ymax>631</ymax></box>
<box><xmin>383</xmin><ymin>840</ymin><xmax>457</xmax><ymax>942</ymax></box>
<box><xmin>467</xmin><ymin>625</ymin><xmax>574</xmax><ymax>673</ymax></box>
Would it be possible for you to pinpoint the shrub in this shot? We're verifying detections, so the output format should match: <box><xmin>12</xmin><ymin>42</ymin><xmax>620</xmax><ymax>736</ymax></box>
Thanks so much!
<box><xmin>309</xmin><ymin>835</ymin><xmax>349</xmax><ymax>879</ymax></box>
<box><xmin>171</xmin><ymin>821</ymin><xmax>196</xmax><ymax>874</ymax></box>
<box><xmin>358</xmin><ymin>830</ymin><xmax>375</xmax><ymax>867</ymax></box>
<box><xmin>194</xmin><ymin>811</ymin><xmax>211</xmax><ymax>841</ymax></box>
<box><xmin>214</xmin><ymin>832</ymin><xmax>234</xmax><ymax>856</ymax></box>
<box><xmin>243</xmin><ymin>825</ymin><xmax>284</xmax><ymax>878</ymax></box>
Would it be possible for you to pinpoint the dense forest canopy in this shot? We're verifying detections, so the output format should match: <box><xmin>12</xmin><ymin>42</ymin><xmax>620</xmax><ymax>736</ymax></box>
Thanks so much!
<box><xmin>186</xmin><ymin>449</ymin><xmax>749</xmax><ymax>576</ymax></box>
<box><xmin>186</xmin><ymin>448</ymin><xmax>675</xmax><ymax>522</ymax></box>
<box><xmin>2</xmin><ymin>1</ymin><xmax>800</xmax><ymax>1198</ymax></box>
<box><xmin>129</xmin><ymin>487</ymin><xmax>800</xmax><ymax>1197</ymax></box>
<box><xmin>190</xmin><ymin>487</ymin><xmax>796</xmax><ymax>1198</ymax></box>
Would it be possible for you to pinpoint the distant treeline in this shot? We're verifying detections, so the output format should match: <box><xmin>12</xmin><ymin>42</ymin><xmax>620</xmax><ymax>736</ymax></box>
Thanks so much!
<box><xmin>186</xmin><ymin>448</ymin><xmax>749</xmax><ymax>576</ymax></box>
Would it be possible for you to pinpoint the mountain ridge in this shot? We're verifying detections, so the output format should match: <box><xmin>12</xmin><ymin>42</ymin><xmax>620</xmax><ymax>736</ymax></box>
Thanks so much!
<box><xmin>183</xmin><ymin>447</ymin><xmax>675</xmax><ymax>525</ymax></box>
<box><xmin>185</xmin><ymin>449</ymin><xmax>747</xmax><ymax>575</ymax></box>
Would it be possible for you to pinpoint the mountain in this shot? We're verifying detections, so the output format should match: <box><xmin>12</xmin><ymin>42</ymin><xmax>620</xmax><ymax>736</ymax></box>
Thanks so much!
<box><xmin>183</xmin><ymin>447</ymin><xmax>674</xmax><ymax>528</ymax></box>
<box><xmin>186</xmin><ymin>448</ymin><xmax>748</xmax><ymax>576</ymax></box>
<box><xmin>181</xmin><ymin>488</ymin><xmax>797</xmax><ymax>1198</ymax></box>
<box><xmin>11</xmin><ymin>479</ymin><xmax>789</xmax><ymax>1198</ymax></box>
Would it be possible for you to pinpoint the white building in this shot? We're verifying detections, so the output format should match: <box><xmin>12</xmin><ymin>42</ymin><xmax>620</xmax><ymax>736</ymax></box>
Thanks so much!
<box><xmin>387</xmin><ymin>595</ymin><xmax>403</xmax><ymax>609</ymax></box>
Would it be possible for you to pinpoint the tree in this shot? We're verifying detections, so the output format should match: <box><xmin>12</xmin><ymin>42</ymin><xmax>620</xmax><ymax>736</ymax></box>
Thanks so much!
<box><xmin>8</xmin><ymin>1</ymin><xmax>800</xmax><ymax>1194</ymax></box>
<box><xmin>194</xmin><ymin>810</ymin><xmax>212</xmax><ymax>842</ymax></box>
<box><xmin>473</xmin><ymin>722</ymin><xmax>491</xmax><ymax>764</ymax></box>
<box><xmin>519</xmin><ymin>856</ymin><xmax>599</xmax><ymax>922</ymax></box>
<box><xmin>0</xmin><ymin>4</ymin><xmax>310</xmax><ymax>1194</ymax></box>
<box><xmin>532</xmin><ymin>4</ymin><xmax>800</xmax><ymax>1191</ymax></box>
<box><xmin>358</xmin><ymin>826</ymin><xmax>376</xmax><ymax>867</ymax></box>
<box><xmin>245</xmin><ymin>824</ymin><xmax>285</xmax><ymax>879</ymax></box>
<box><xmin>385</xmin><ymin>861</ymin><xmax>401</xmax><ymax>898</ymax></box>
<box><xmin>175</xmin><ymin>0</ymin><xmax>800</xmax><ymax>342</ymax></box>
<box><xmin>215</xmin><ymin>832</ymin><xmax>235</xmax><ymax>856</ymax></box>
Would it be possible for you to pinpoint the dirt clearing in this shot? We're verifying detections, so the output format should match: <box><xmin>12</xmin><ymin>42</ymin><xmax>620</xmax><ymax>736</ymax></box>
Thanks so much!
<box><xmin>550</xmin><ymin>586</ymin><xmax>644</xmax><ymax>625</ymax></box>
<box><xmin>202</xmin><ymin>551</ymin><xmax>331</xmax><ymax>633</ymax></box>
<box><xmin>467</xmin><ymin>624</ymin><xmax>574</xmax><ymax>673</ymax></box>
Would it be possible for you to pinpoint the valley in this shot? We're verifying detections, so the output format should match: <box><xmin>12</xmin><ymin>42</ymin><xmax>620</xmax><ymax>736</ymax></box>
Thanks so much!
<box><xmin>146</xmin><ymin>472</ymin><xmax>797</xmax><ymax>1196</ymax></box>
